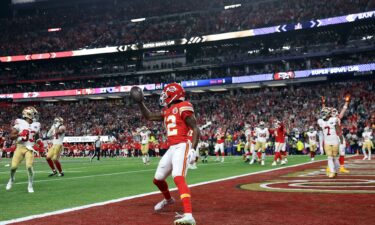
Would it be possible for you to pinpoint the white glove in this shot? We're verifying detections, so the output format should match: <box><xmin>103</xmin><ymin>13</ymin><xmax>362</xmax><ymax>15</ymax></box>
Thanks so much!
<box><xmin>54</xmin><ymin>122</ymin><xmax>61</xmax><ymax>129</ymax></box>
<box><xmin>187</xmin><ymin>148</ymin><xmax>197</xmax><ymax>164</ymax></box>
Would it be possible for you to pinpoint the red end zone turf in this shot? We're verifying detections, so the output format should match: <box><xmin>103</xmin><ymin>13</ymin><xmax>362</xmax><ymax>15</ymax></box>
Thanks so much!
<box><xmin>9</xmin><ymin>158</ymin><xmax>375</xmax><ymax>225</ymax></box>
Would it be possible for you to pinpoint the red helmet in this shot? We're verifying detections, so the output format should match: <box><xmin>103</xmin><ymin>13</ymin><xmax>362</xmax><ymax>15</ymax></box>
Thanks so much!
<box><xmin>160</xmin><ymin>83</ymin><xmax>185</xmax><ymax>106</ymax></box>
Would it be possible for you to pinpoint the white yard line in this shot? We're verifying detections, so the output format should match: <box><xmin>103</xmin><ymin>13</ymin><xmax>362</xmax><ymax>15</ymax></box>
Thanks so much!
<box><xmin>0</xmin><ymin>158</ymin><xmax>328</xmax><ymax>225</ymax></box>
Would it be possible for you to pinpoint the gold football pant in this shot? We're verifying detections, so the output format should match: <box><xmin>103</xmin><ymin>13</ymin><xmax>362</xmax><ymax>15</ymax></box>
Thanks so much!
<box><xmin>11</xmin><ymin>144</ymin><xmax>34</xmax><ymax>170</ymax></box>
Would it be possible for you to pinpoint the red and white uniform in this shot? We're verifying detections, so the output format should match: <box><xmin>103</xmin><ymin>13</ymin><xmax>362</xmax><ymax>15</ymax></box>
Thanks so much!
<box><xmin>318</xmin><ymin>117</ymin><xmax>340</xmax><ymax>146</ymax></box>
<box><xmin>14</xmin><ymin>119</ymin><xmax>41</xmax><ymax>150</ymax></box>
<box><xmin>155</xmin><ymin>101</ymin><xmax>194</xmax><ymax>180</ymax></box>
<box><xmin>214</xmin><ymin>130</ymin><xmax>225</xmax><ymax>153</ymax></box>
<box><xmin>274</xmin><ymin>123</ymin><xmax>286</xmax><ymax>152</ymax></box>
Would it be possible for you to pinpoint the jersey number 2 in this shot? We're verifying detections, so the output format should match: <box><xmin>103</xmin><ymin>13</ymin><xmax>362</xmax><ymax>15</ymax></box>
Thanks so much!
<box><xmin>166</xmin><ymin>115</ymin><xmax>178</xmax><ymax>136</ymax></box>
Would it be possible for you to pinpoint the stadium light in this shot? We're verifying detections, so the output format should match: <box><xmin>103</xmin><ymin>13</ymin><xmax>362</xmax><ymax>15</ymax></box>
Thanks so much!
<box><xmin>224</xmin><ymin>4</ymin><xmax>241</xmax><ymax>10</ymax></box>
<box><xmin>131</xmin><ymin>18</ymin><xmax>146</xmax><ymax>23</ymax></box>
<box><xmin>189</xmin><ymin>90</ymin><xmax>206</xmax><ymax>93</ymax></box>
<box><xmin>266</xmin><ymin>83</ymin><xmax>287</xmax><ymax>87</ymax></box>
<box><xmin>243</xmin><ymin>85</ymin><xmax>261</xmax><ymax>89</ymax></box>
<box><xmin>209</xmin><ymin>88</ymin><xmax>227</xmax><ymax>92</ymax></box>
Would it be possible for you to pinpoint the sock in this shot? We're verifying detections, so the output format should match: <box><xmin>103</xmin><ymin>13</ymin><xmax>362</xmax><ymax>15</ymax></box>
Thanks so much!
<box><xmin>46</xmin><ymin>158</ymin><xmax>56</xmax><ymax>171</ymax></box>
<box><xmin>54</xmin><ymin>160</ymin><xmax>63</xmax><ymax>173</ymax></box>
<box><xmin>333</xmin><ymin>157</ymin><xmax>340</xmax><ymax>172</ymax></box>
<box><xmin>274</xmin><ymin>152</ymin><xmax>279</xmax><ymax>161</ymax></box>
<box><xmin>215</xmin><ymin>152</ymin><xmax>219</xmax><ymax>158</ymax></box>
<box><xmin>339</xmin><ymin>156</ymin><xmax>344</xmax><ymax>166</ymax></box>
<box><xmin>251</xmin><ymin>149</ymin><xmax>257</xmax><ymax>160</ymax></box>
<box><xmin>262</xmin><ymin>152</ymin><xmax>266</xmax><ymax>160</ymax></box>
<box><xmin>142</xmin><ymin>156</ymin><xmax>146</xmax><ymax>163</ymax></box>
<box><xmin>153</xmin><ymin>179</ymin><xmax>171</xmax><ymax>200</ymax></box>
<box><xmin>27</xmin><ymin>167</ymin><xmax>34</xmax><ymax>185</ymax></box>
<box><xmin>369</xmin><ymin>151</ymin><xmax>372</xmax><ymax>159</ymax></box>
<box><xmin>221</xmin><ymin>152</ymin><xmax>225</xmax><ymax>157</ymax></box>
<box><xmin>362</xmin><ymin>148</ymin><xmax>368</xmax><ymax>157</ymax></box>
<box><xmin>257</xmin><ymin>152</ymin><xmax>261</xmax><ymax>160</ymax></box>
<box><xmin>327</xmin><ymin>156</ymin><xmax>335</xmax><ymax>173</ymax></box>
<box><xmin>311</xmin><ymin>151</ymin><xmax>316</xmax><ymax>158</ymax></box>
<box><xmin>10</xmin><ymin>168</ymin><xmax>16</xmax><ymax>181</ymax></box>
<box><xmin>278</xmin><ymin>152</ymin><xmax>283</xmax><ymax>160</ymax></box>
<box><xmin>174</xmin><ymin>176</ymin><xmax>192</xmax><ymax>213</ymax></box>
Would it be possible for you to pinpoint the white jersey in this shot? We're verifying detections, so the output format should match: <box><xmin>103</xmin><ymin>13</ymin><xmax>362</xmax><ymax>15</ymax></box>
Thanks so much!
<box><xmin>13</xmin><ymin>118</ymin><xmax>41</xmax><ymax>150</ymax></box>
<box><xmin>53</xmin><ymin>126</ymin><xmax>66</xmax><ymax>145</ymax></box>
<box><xmin>140</xmin><ymin>130</ymin><xmax>151</xmax><ymax>144</ymax></box>
<box><xmin>255</xmin><ymin>127</ymin><xmax>269</xmax><ymax>143</ymax></box>
<box><xmin>245</xmin><ymin>129</ymin><xmax>252</xmax><ymax>143</ymax></box>
<box><xmin>318</xmin><ymin>117</ymin><xmax>339</xmax><ymax>145</ymax></box>
<box><xmin>307</xmin><ymin>131</ymin><xmax>318</xmax><ymax>144</ymax></box>
<box><xmin>362</xmin><ymin>131</ymin><xmax>373</xmax><ymax>142</ymax></box>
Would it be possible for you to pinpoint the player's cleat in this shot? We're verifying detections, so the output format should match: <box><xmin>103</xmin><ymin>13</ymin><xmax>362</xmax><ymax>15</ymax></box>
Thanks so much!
<box><xmin>271</xmin><ymin>161</ymin><xmax>277</xmax><ymax>166</ymax></box>
<box><xmin>280</xmin><ymin>160</ymin><xmax>286</xmax><ymax>165</ymax></box>
<box><xmin>261</xmin><ymin>160</ymin><xmax>265</xmax><ymax>166</ymax></box>
<box><xmin>28</xmin><ymin>184</ymin><xmax>34</xmax><ymax>193</ymax></box>
<box><xmin>339</xmin><ymin>166</ymin><xmax>349</xmax><ymax>173</ymax></box>
<box><xmin>276</xmin><ymin>158</ymin><xmax>280</xmax><ymax>163</ymax></box>
<box><xmin>48</xmin><ymin>171</ymin><xmax>58</xmax><ymax>177</ymax></box>
<box><xmin>154</xmin><ymin>197</ymin><xmax>175</xmax><ymax>212</ymax></box>
<box><xmin>174</xmin><ymin>213</ymin><xmax>196</xmax><ymax>225</ymax></box>
<box><xmin>58</xmin><ymin>172</ymin><xmax>65</xmax><ymax>177</ymax></box>
<box><xmin>249</xmin><ymin>159</ymin><xmax>255</xmax><ymax>165</ymax></box>
<box><xmin>363</xmin><ymin>156</ymin><xmax>368</xmax><ymax>160</ymax></box>
<box><xmin>215</xmin><ymin>158</ymin><xmax>220</xmax><ymax>162</ymax></box>
<box><xmin>284</xmin><ymin>158</ymin><xmax>288</xmax><ymax>163</ymax></box>
<box><xmin>244</xmin><ymin>158</ymin><xmax>250</xmax><ymax>163</ymax></box>
<box><xmin>328</xmin><ymin>172</ymin><xmax>336</xmax><ymax>178</ymax></box>
<box><xmin>6</xmin><ymin>179</ymin><xmax>14</xmax><ymax>191</ymax></box>
<box><xmin>311</xmin><ymin>158</ymin><xmax>315</xmax><ymax>161</ymax></box>
<box><xmin>188</xmin><ymin>164</ymin><xmax>197</xmax><ymax>169</ymax></box>
<box><xmin>221</xmin><ymin>158</ymin><xmax>224</xmax><ymax>163</ymax></box>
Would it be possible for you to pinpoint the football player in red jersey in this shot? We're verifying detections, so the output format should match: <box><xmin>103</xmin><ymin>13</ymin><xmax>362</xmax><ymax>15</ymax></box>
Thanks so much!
<box><xmin>131</xmin><ymin>83</ymin><xmax>199</xmax><ymax>225</ymax></box>
<box><xmin>272</xmin><ymin>120</ymin><xmax>287</xmax><ymax>166</ymax></box>
<box><xmin>214</xmin><ymin>127</ymin><xmax>226</xmax><ymax>162</ymax></box>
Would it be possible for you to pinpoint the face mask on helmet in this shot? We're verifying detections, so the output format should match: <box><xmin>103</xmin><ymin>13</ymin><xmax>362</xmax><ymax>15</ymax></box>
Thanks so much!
<box><xmin>159</xmin><ymin>83</ymin><xmax>185</xmax><ymax>107</ymax></box>
<box><xmin>22</xmin><ymin>107</ymin><xmax>36</xmax><ymax>120</ymax></box>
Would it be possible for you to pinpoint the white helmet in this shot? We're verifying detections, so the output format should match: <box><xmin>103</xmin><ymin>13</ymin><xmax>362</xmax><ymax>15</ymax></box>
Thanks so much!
<box><xmin>259</xmin><ymin>121</ymin><xmax>265</xmax><ymax>128</ymax></box>
<box><xmin>309</xmin><ymin>126</ymin><xmax>314</xmax><ymax>131</ymax></box>
<box><xmin>22</xmin><ymin>106</ymin><xmax>38</xmax><ymax>120</ymax></box>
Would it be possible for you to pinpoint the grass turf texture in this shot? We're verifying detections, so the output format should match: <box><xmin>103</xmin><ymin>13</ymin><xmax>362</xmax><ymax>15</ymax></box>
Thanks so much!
<box><xmin>0</xmin><ymin>155</ymin><xmax>325</xmax><ymax>221</ymax></box>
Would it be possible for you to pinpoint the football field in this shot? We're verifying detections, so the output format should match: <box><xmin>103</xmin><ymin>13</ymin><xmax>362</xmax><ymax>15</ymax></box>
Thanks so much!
<box><xmin>0</xmin><ymin>155</ymin><xmax>325</xmax><ymax>222</ymax></box>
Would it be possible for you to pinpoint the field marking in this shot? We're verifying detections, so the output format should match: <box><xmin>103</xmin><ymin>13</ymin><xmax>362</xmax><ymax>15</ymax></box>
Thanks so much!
<box><xmin>0</xmin><ymin>159</ymin><xmax>240</xmax><ymax>187</ymax></box>
<box><xmin>0</xmin><ymin>158</ymin><xmax>328</xmax><ymax>225</ymax></box>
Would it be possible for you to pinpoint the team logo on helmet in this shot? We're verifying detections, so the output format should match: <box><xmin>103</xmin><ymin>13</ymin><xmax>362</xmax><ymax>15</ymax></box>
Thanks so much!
<box><xmin>159</xmin><ymin>83</ymin><xmax>185</xmax><ymax>107</ymax></box>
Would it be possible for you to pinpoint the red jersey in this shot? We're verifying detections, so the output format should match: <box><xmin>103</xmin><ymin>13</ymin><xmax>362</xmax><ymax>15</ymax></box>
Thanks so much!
<box><xmin>162</xmin><ymin>101</ymin><xmax>194</xmax><ymax>146</ymax></box>
<box><xmin>275</xmin><ymin>123</ymin><xmax>286</xmax><ymax>143</ymax></box>
<box><xmin>215</xmin><ymin>132</ymin><xmax>225</xmax><ymax>144</ymax></box>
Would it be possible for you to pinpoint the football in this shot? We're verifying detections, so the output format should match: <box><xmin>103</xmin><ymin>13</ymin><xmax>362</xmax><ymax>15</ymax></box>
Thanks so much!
<box><xmin>130</xmin><ymin>86</ymin><xmax>144</xmax><ymax>103</ymax></box>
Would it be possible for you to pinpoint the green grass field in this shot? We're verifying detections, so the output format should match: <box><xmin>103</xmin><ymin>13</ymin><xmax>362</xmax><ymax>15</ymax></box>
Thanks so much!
<box><xmin>0</xmin><ymin>155</ymin><xmax>325</xmax><ymax>221</ymax></box>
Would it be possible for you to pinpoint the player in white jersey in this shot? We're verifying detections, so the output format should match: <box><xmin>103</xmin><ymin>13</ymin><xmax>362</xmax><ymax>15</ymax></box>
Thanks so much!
<box><xmin>46</xmin><ymin>117</ymin><xmax>66</xmax><ymax>177</ymax></box>
<box><xmin>362</xmin><ymin>127</ymin><xmax>373</xmax><ymax>160</ymax></box>
<box><xmin>139</xmin><ymin>126</ymin><xmax>151</xmax><ymax>165</ymax></box>
<box><xmin>6</xmin><ymin>107</ymin><xmax>40</xmax><ymax>193</ymax></box>
<box><xmin>243</xmin><ymin>125</ymin><xmax>252</xmax><ymax>163</ymax></box>
<box><xmin>318</xmin><ymin>107</ymin><xmax>341</xmax><ymax>178</ymax></box>
<box><xmin>253</xmin><ymin>121</ymin><xmax>269</xmax><ymax>166</ymax></box>
<box><xmin>306</xmin><ymin>126</ymin><xmax>318</xmax><ymax>161</ymax></box>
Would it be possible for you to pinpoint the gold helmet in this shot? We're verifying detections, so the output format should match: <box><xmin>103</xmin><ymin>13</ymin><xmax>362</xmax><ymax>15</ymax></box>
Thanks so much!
<box><xmin>22</xmin><ymin>106</ymin><xmax>38</xmax><ymax>120</ymax></box>
<box><xmin>320</xmin><ymin>107</ymin><xmax>331</xmax><ymax>120</ymax></box>
<box><xmin>54</xmin><ymin>117</ymin><xmax>64</xmax><ymax>124</ymax></box>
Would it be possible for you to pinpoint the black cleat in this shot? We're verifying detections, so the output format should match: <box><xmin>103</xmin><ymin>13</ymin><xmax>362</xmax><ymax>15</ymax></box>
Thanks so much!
<box><xmin>244</xmin><ymin>159</ymin><xmax>250</xmax><ymax>163</ymax></box>
<box><xmin>48</xmin><ymin>171</ymin><xmax>58</xmax><ymax>177</ymax></box>
<box><xmin>58</xmin><ymin>172</ymin><xmax>64</xmax><ymax>177</ymax></box>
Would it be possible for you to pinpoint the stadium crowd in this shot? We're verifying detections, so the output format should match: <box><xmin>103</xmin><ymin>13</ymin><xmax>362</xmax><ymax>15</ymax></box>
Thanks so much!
<box><xmin>1</xmin><ymin>51</ymin><xmax>374</xmax><ymax>94</ymax></box>
<box><xmin>0</xmin><ymin>0</ymin><xmax>373</xmax><ymax>55</ymax></box>
<box><xmin>1</xmin><ymin>79</ymin><xmax>374</xmax><ymax>158</ymax></box>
